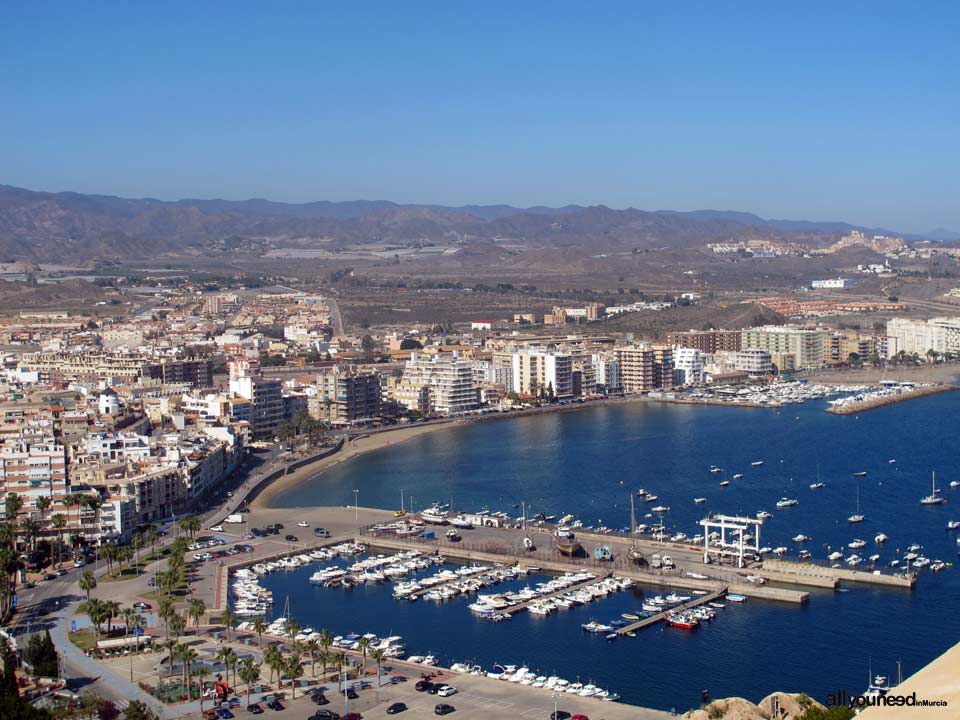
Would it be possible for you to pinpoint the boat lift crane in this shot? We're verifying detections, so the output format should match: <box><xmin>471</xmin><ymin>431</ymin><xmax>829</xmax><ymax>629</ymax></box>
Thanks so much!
<box><xmin>699</xmin><ymin>514</ymin><xmax>764</xmax><ymax>568</ymax></box>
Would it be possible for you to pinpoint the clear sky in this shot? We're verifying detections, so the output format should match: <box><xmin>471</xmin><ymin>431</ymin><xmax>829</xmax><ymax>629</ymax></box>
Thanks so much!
<box><xmin>2</xmin><ymin>2</ymin><xmax>958</xmax><ymax>232</ymax></box>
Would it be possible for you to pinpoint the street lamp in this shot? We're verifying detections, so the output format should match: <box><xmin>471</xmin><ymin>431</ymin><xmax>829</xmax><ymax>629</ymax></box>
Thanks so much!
<box><xmin>552</xmin><ymin>690</ymin><xmax>559</xmax><ymax>719</ymax></box>
<box><xmin>353</xmin><ymin>490</ymin><xmax>359</xmax><ymax>530</ymax></box>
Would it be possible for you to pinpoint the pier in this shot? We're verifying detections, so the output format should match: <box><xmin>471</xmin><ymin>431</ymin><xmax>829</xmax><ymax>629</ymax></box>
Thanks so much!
<box><xmin>616</xmin><ymin>587</ymin><xmax>728</xmax><ymax>635</ymax></box>
<box><xmin>826</xmin><ymin>383</ymin><xmax>957</xmax><ymax>414</ymax></box>
<box><xmin>761</xmin><ymin>558</ymin><xmax>916</xmax><ymax>588</ymax></box>
<box><xmin>497</xmin><ymin>570</ymin><xmax>613</xmax><ymax>615</ymax></box>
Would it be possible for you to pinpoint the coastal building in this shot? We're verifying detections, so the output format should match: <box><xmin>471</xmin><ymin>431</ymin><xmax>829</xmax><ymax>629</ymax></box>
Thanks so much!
<box><xmin>811</xmin><ymin>278</ymin><xmax>852</xmax><ymax>289</ymax></box>
<box><xmin>510</xmin><ymin>348</ymin><xmax>574</xmax><ymax>398</ymax></box>
<box><xmin>228</xmin><ymin>359</ymin><xmax>284</xmax><ymax>439</ymax></box>
<box><xmin>741</xmin><ymin>326</ymin><xmax>827</xmax><ymax>370</ymax></box>
<box><xmin>734</xmin><ymin>349</ymin><xmax>773</xmax><ymax>377</ymax></box>
<box><xmin>313</xmin><ymin>368</ymin><xmax>383</xmax><ymax>425</ymax></box>
<box><xmin>614</xmin><ymin>344</ymin><xmax>674</xmax><ymax>393</ymax></box>
<box><xmin>396</xmin><ymin>352</ymin><xmax>479</xmax><ymax>415</ymax></box>
<box><xmin>885</xmin><ymin>317</ymin><xmax>960</xmax><ymax>357</ymax></box>
<box><xmin>666</xmin><ymin>329</ymin><xmax>742</xmax><ymax>354</ymax></box>
<box><xmin>673</xmin><ymin>348</ymin><xmax>705</xmax><ymax>385</ymax></box>
<box><xmin>591</xmin><ymin>352</ymin><xmax>621</xmax><ymax>394</ymax></box>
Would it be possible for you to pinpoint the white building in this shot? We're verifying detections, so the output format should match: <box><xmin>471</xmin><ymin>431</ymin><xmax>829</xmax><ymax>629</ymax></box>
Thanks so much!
<box><xmin>591</xmin><ymin>352</ymin><xmax>622</xmax><ymax>393</ymax></box>
<box><xmin>397</xmin><ymin>352</ymin><xmax>478</xmax><ymax>415</ymax></box>
<box><xmin>673</xmin><ymin>348</ymin><xmax>705</xmax><ymax>385</ymax></box>
<box><xmin>885</xmin><ymin>317</ymin><xmax>960</xmax><ymax>357</ymax></box>
<box><xmin>811</xmin><ymin>278</ymin><xmax>852</xmax><ymax>289</ymax></box>
<box><xmin>510</xmin><ymin>348</ymin><xmax>574</xmax><ymax>398</ymax></box>
<box><xmin>735</xmin><ymin>349</ymin><xmax>773</xmax><ymax>376</ymax></box>
<box><xmin>741</xmin><ymin>326</ymin><xmax>827</xmax><ymax>370</ymax></box>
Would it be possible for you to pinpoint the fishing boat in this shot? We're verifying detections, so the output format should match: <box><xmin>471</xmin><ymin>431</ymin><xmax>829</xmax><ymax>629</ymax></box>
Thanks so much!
<box><xmin>554</xmin><ymin>529</ymin><xmax>582</xmax><ymax>557</ymax></box>
<box><xmin>450</xmin><ymin>515</ymin><xmax>473</xmax><ymax>529</ymax></box>
<box><xmin>775</xmin><ymin>497</ymin><xmax>798</xmax><ymax>508</ymax></box>
<box><xmin>581</xmin><ymin>620</ymin><xmax>614</xmax><ymax>633</ymax></box>
<box><xmin>921</xmin><ymin>472</ymin><xmax>945</xmax><ymax>505</ymax></box>
<box><xmin>732</xmin><ymin>473</ymin><xmax>744</xmax><ymax>479</ymax></box>
<box><xmin>875</xmin><ymin>533</ymin><xmax>889</xmax><ymax>543</ymax></box>
<box><xmin>719</xmin><ymin>481</ymin><xmax>729</xmax><ymax>487</ymax></box>
<box><xmin>809</xmin><ymin>482</ymin><xmax>825</xmax><ymax>489</ymax></box>
<box><xmin>751</xmin><ymin>461</ymin><xmax>764</xmax><ymax>467</ymax></box>
<box><xmin>693</xmin><ymin>497</ymin><xmax>707</xmax><ymax>503</ymax></box>
<box><xmin>727</xmin><ymin>594</ymin><xmax>747</xmax><ymax>602</ymax></box>
<box><xmin>420</xmin><ymin>506</ymin><xmax>450</xmax><ymax>525</ymax></box>
<box><xmin>666</xmin><ymin>613</ymin><xmax>698</xmax><ymax>629</ymax></box>
<box><xmin>854</xmin><ymin>471</ymin><xmax>868</xmax><ymax>477</ymax></box>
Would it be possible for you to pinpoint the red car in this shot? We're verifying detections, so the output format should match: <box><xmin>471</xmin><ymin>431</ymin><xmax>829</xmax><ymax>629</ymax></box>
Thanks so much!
<box><xmin>343</xmin><ymin>714</ymin><xmax>363</xmax><ymax>720</ymax></box>
<box><xmin>571</xmin><ymin>715</ymin><xmax>590</xmax><ymax>720</ymax></box>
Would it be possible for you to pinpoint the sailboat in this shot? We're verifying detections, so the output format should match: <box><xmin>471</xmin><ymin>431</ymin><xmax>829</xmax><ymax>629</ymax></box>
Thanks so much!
<box><xmin>921</xmin><ymin>472</ymin><xmax>945</xmax><ymax>505</ymax></box>
<box><xmin>848</xmin><ymin>484</ymin><xmax>865</xmax><ymax>523</ymax></box>
<box><xmin>628</xmin><ymin>496</ymin><xmax>644</xmax><ymax>565</ymax></box>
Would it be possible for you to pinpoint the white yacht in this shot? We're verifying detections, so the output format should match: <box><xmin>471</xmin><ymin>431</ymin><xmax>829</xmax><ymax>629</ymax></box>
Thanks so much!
<box><xmin>775</xmin><ymin>497</ymin><xmax>798</xmax><ymax>508</ymax></box>
<box><xmin>921</xmin><ymin>472</ymin><xmax>944</xmax><ymax>505</ymax></box>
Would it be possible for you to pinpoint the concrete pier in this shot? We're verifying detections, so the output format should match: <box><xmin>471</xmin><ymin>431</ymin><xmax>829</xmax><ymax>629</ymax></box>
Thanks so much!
<box><xmin>761</xmin><ymin>558</ymin><xmax>916</xmax><ymax>588</ymax></box>
<box><xmin>616</xmin><ymin>588</ymin><xmax>728</xmax><ymax>635</ymax></box>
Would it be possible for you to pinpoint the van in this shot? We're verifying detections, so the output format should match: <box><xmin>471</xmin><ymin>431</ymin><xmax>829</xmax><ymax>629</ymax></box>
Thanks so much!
<box><xmin>650</xmin><ymin>554</ymin><xmax>662</xmax><ymax>569</ymax></box>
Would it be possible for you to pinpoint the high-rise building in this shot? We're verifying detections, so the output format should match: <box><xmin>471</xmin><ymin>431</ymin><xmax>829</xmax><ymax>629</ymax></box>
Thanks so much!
<box><xmin>666</xmin><ymin>329</ymin><xmax>742</xmax><ymax>354</ymax></box>
<box><xmin>315</xmin><ymin>369</ymin><xmax>383</xmax><ymax>425</ymax></box>
<box><xmin>396</xmin><ymin>353</ymin><xmax>478</xmax><ymax>415</ymax></box>
<box><xmin>510</xmin><ymin>349</ymin><xmax>574</xmax><ymax>398</ymax></box>
<box><xmin>885</xmin><ymin>317</ymin><xmax>960</xmax><ymax>357</ymax></box>
<box><xmin>673</xmin><ymin>348</ymin><xmax>704</xmax><ymax>385</ymax></box>
<box><xmin>229</xmin><ymin>359</ymin><xmax>284</xmax><ymax>438</ymax></box>
<box><xmin>614</xmin><ymin>344</ymin><xmax>674</xmax><ymax>393</ymax></box>
<box><xmin>741</xmin><ymin>326</ymin><xmax>828</xmax><ymax>370</ymax></box>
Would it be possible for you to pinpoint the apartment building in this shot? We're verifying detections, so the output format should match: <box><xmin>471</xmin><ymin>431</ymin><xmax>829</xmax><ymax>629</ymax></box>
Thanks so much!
<box><xmin>741</xmin><ymin>326</ymin><xmax>827</xmax><ymax>370</ymax></box>
<box><xmin>510</xmin><ymin>349</ymin><xmax>574</xmax><ymax>398</ymax></box>
<box><xmin>886</xmin><ymin>317</ymin><xmax>960</xmax><ymax>357</ymax></box>
<box><xmin>314</xmin><ymin>368</ymin><xmax>383</xmax><ymax>425</ymax></box>
<box><xmin>396</xmin><ymin>352</ymin><xmax>478</xmax><ymax>415</ymax></box>
<box><xmin>0</xmin><ymin>437</ymin><xmax>69</xmax><ymax>514</ymax></box>
<box><xmin>229</xmin><ymin>359</ymin><xmax>284</xmax><ymax>439</ymax></box>
<box><xmin>614</xmin><ymin>344</ymin><xmax>674</xmax><ymax>393</ymax></box>
<box><xmin>666</xmin><ymin>329</ymin><xmax>742</xmax><ymax>354</ymax></box>
<box><xmin>673</xmin><ymin>348</ymin><xmax>705</xmax><ymax>385</ymax></box>
<box><xmin>591</xmin><ymin>352</ymin><xmax>622</xmax><ymax>393</ymax></box>
<box><xmin>734</xmin><ymin>349</ymin><xmax>773</xmax><ymax>376</ymax></box>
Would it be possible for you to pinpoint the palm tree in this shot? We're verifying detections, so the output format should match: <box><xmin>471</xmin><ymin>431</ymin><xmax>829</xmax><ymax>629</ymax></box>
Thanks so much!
<box><xmin>36</xmin><ymin>496</ymin><xmax>51</xmax><ymax>527</ymax></box>
<box><xmin>356</xmin><ymin>636</ymin><xmax>371</xmax><ymax>674</ymax></box>
<box><xmin>82</xmin><ymin>494</ymin><xmax>103</xmax><ymax>534</ymax></box>
<box><xmin>283</xmin><ymin>617</ymin><xmax>300</xmax><ymax>642</ymax></box>
<box><xmin>121</xmin><ymin>607</ymin><xmax>138</xmax><ymax>639</ymax></box>
<box><xmin>251</xmin><ymin>616</ymin><xmax>266</xmax><ymax>648</ymax></box>
<box><xmin>318</xmin><ymin>628</ymin><xmax>333</xmax><ymax>675</ymax></box>
<box><xmin>61</xmin><ymin>494</ymin><xmax>80</xmax><ymax>535</ymax></box>
<box><xmin>194</xmin><ymin>665</ymin><xmax>211</xmax><ymax>711</ymax></box>
<box><xmin>238</xmin><ymin>658</ymin><xmax>260</xmax><ymax>707</ymax></box>
<box><xmin>103</xmin><ymin>599</ymin><xmax>121</xmax><ymax>634</ymax></box>
<box><xmin>304</xmin><ymin>638</ymin><xmax>320</xmax><ymax>677</ymax></box>
<box><xmin>51</xmin><ymin>513</ymin><xmax>67</xmax><ymax>567</ymax></box>
<box><xmin>371</xmin><ymin>648</ymin><xmax>386</xmax><ymax>681</ymax></box>
<box><xmin>178</xmin><ymin>515</ymin><xmax>200</xmax><ymax>538</ymax></box>
<box><xmin>132</xmin><ymin>612</ymin><xmax>145</xmax><ymax>653</ymax></box>
<box><xmin>178</xmin><ymin>644</ymin><xmax>198</xmax><ymax>699</ymax></box>
<box><xmin>188</xmin><ymin>598</ymin><xmax>207</xmax><ymax>630</ymax></box>
<box><xmin>285</xmin><ymin>656</ymin><xmax>303</xmax><ymax>698</ymax></box>
<box><xmin>4</xmin><ymin>493</ymin><xmax>23</xmax><ymax>550</ymax></box>
<box><xmin>221</xmin><ymin>607</ymin><xmax>236</xmax><ymax>641</ymax></box>
<box><xmin>79</xmin><ymin>570</ymin><xmax>97</xmax><ymax>600</ymax></box>
<box><xmin>161</xmin><ymin>638</ymin><xmax>177</xmax><ymax>683</ymax></box>
<box><xmin>217</xmin><ymin>646</ymin><xmax>238</xmax><ymax>689</ymax></box>
<box><xmin>169</xmin><ymin>613</ymin><xmax>185</xmax><ymax>640</ymax></box>
<box><xmin>144</xmin><ymin>527</ymin><xmax>159</xmax><ymax>561</ymax></box>
<box><xmin>263</xmin><ymin>645</ymin><xmax>282</xmax><ymax>684</ymax></box>
<box><xmin>158</xmin><ymin>597</ymin><xmax>175</xmax><ymax>639</ymax></box>
<box><xmin>79</xmin><ymin>598</ymin><xmax>107</xmax><ymax>642</ymax></box>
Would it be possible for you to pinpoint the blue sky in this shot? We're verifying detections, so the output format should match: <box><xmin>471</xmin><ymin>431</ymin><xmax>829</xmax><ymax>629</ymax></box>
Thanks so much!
<box><xmin>2</xmin><ymin>2</ymin><xmax>958</xmax><ymax>232</ymax></box>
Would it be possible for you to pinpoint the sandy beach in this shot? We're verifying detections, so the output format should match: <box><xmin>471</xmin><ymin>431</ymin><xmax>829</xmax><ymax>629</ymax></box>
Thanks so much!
<box><xmin>252</xmin><ymin>421</ymin><xmax>461</xmax><ymax>509</ymax></box>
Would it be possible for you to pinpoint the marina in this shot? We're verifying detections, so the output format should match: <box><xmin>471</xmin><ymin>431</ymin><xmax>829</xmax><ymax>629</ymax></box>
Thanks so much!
<box><xmin>262</xmin><ymin>390</ymin><xmax>960</xmax><ymax>710</ymax></box>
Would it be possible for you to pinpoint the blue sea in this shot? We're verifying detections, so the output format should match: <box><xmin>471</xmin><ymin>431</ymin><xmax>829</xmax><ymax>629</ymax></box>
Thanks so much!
<box><xmin>265</xmin><ymin>392</ymin><xmax>960</xmax><ymax>711</ymax></box>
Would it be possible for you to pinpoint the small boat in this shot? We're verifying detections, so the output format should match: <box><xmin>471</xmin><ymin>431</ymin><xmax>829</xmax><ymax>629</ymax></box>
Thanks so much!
<box><xmin>666</xmin><ymin>614</ymin><xmax>698</xmax><ymax>630</ymax></box>
<box><xmin>709</xmin><ymin>466</ymin><xmax>722</xmax><ymax>474</ymax></box>
<box><xmin>756</xmin><ymin>510</ymin><xmax>773</xmax><ymax>519</ymax></box>
<box><xmin>889</xmin><ymin>459</ymin><xmax>896</xmax><ymax>464</ymax></box>
<box><xmin>554</xmin><ymin>529</ymin><xmax>582</xmax><ymax>557</ymax></box>
<box><xmin>875</xmin><ymin>533</ymin><xmax>889</xmax><ymax>543</ymax></box>
<box><xmin>848</xmin><ymin>484</ymin><xmax>865</xmax><ymax>523</ymax></box>
<box><xmin>621</xmin><ymin>613</ymin><xmax>639</xmax><ymax>621</ymax></box>
<box><xmin>809</xmin><ymin>482</ymin><xmax>825</xmax><ymax>489</ymax></box>
<box><xmin>719</xmin><ymin>481</ymin><xmax>729</xmax><ymax>487</ymax></box>
<box><xmin>792</xmin><ymin>534</ymin><xmax>810</xmax><ymax>543</ymax></box>
<box><xmin>650</xmin><ymin>505</ymin><xmax>670</xmax><ymax>513</ymax></box>
<box><xmin>751</xmin><ymin>461</ymin><xmax>764</xmax><ymax>467</ymax></box>
<box><xmin>727</xmin><ymin>594</ymin><xmax>747</xmax><ymax>602</ymax></box>
<box><xmin>693</xmin><ymin>497</ymin><xmax>707</xmax><ymax>504</ymax></box>
<box><xmin>732</xmin><ymin>473</ymin><xmax>744</xmax><ymax>479</ymax></box>
<box><xmin>581</xmin><ymin>621</ymin><xmax>614</xmax><ymax>633</ymax></box>
<box><xmin>950</xmin><ymin>481</ymin><xmax>960</xmax><ymax>488</ymax></box>
<box><xmin>946</xmin><ymin>521</ymin><xmax>960</xmax><ymax>530</ymax></box>
<box><xmin>854</xmin><ymin>471</ymin><xmax>868</xmax><ymax>477</ymax></box>
<box><xmin>775</xmin><ymin>497</ymin><xmax>798</xmax><ymax>508</ymax></box>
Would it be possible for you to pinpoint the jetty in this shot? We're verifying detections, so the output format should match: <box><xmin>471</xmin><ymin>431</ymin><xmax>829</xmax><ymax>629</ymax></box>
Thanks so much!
<box><xmin>498</xmin><ymin>571</ymin><xmax>613</xmax><ymax>615</ymax></box>
<box><xmin>616</xmin><ymin>587</ymin><xmax>727</xmax><ymax>635</ymax></box>
<box><xmin>826</xmin><ymin>383</ymin><xmax>956</xmax><ymax>414</ymax></box>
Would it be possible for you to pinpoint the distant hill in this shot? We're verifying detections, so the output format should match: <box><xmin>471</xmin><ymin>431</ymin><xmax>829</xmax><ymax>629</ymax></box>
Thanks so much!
<box><xmin>0</xmin><ymin>183</ymin><xmax>941</xmax><ymax>262</ymax></box>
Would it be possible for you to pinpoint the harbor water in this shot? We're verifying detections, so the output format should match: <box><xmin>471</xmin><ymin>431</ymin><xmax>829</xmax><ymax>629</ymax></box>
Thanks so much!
<box><xmin>268</xmin><ymin>391</ymin><xmax>960</xmax><ymax>710</ymax></box>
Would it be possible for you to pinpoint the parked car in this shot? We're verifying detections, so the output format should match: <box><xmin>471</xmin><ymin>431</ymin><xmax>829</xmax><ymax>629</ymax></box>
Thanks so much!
<box><xmin>434</xmin><ymin>704</ymin><xmax>455</xmax><ymax>716</ymax></box>
<box><xmin>314</xmin><ymin>528</ymin><xmax>331</xmax><ymax>538</ymax></box>
<box><xmin>342</xmin><ymin>714</ymin><xmax>363</xmax><ymax>720</ymax></box>
<box><xmin>311</xmin><ymin>711</ymin><xmax>339</xmax><ymax>720</ymax></box>
<box><xmin>216</xmin><ymin>709</ymin><xmax>234</xmax><ymax>719</ymax></box>
<box><xmin>266</xmin><ymin>699</ymin><xmax>284</xmax><ymax>711</ymax></box>
<box><xmin>284</xmin><ymin>535</ymin><xmax>298</xmax><ymax>542</ymax></box>
<box><xmin>209</xmin><ymin>525</ymin><xmax>224</xmax><ymax>533</ymax></box>
<box><xmin>73</xmin><ymin>558</ymin><xmax>86</xmax><ymax>568</ymax></box>
<box><xmin>56</xmin><ymin>568</ymin><xmax>69</xmax><ymax>576</ymax></box>
<box><xmin>550</xmin><ymin>712</ymin><xmax>570</xmax><ymax>720</ymax></box>
<box><xmin>437</xmin><ymin>685</ymin><xmax>457</xmax><ymax>697</ymax></box>
<box><xmin>297</xmin><ymin>521</ymin><xmax>309</xmax><ymax>527</ymax></box>
<box><xmin>386</xmin><ymin>703</ymin><xmax>407</xmax><ymax>714</ymax></box>
<box><xmin>415</xmin><ymin>680</ymin><xmax>434</xmax><ymax>692</ymax></box>
<box><xmin>133</xmin><ymin>602</ymin><xmax>151</xmax><ymax>611</ymax></box>
<box><xmin>311</xmin><ymin>693</ymin><xmax>329</xmax><ymax>705</ymax></box>
<box><xmin>246</xmin><ymin>704</ymin><xmax>263</xmax><ymax>714</ymax></box>
<box><xmin>346</xmin><ymin>687</ymin><xmax>359</xmax><ymax>700</ymax></box>
<box><xmin>43</xmin><ymin>573</ymin><xmax>57</xmax><ymax>581</ymax></box>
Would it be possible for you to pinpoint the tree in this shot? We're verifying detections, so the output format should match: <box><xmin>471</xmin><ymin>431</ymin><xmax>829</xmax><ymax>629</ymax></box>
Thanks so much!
<box><xmin>356</xmin><ymin>636</ymin><xmax>371</xmax><ymax>673</ymax></box>
<box><xmin>51</xmin><ymin>514</ymin><xmax>67</xmax><ymax>567</ymax></box>
<box><xmin>284</xmin><ymin>656</ymin><xmax>303</xmax><ymax>698</ymax></box>
<box><xmin>318</xmin><ymin>628</ymin><xmax>333</xmax><ymax>677</ymax></box>
<box><xmin>237</xmin><ymin>658</ymin><xmax>260</xmax><ymax>708</ymax></box>
<box><xmin>79</xmin><ymin>571</ymin><xmax>97</xmax><ymax>601</ymax></box>
<box><xmin>122</xmin><ymin>701</ymin><xmax>158</xmax><ymax>720</ymax></box>
<box><xmin>371</xmin><ymin>648</ymin><xmax>386</xmax><ymax>681</ymax></box>
<box><xmin>263</xmin><ymin>646</ymin><xmax>283</xmax><ymax>684</ymax></box>
<box><xmin>251</xmin><ymin>616</ymin><xmax>266</xmax><ymax>647</ymax></box>
<box><xmin>304</xmin><ymin>638</ymin><xmax>320</xmax><ymax>677</ymax></box>
<box><xmin>24</xmin><ymin>630</ymin><xmax>58</xmax><ymax>677</ymax></box>
<box><xmin>177</xmin><ymin>515</ymin><xmax>200</xmax><ymax>538</ymax></box>
<box><xmin>220</xmin><ymin>608</ymin><xmax>235</xmax><ymax>640</ymax></box>
<box><xmin>217</xmin><ymin>646</ymin><xmax>238</xmax><ymax>690</ymax></box>
<box><xmin>399</xmin><ymin>338</ymin><xmax>422</xmax><ymax>350</ymax></box>
<box><xmin>97</xmin><ymin>699</ymin><xmax>121</xmax><ymax>720</ymax></box>
<box><xmin>188</xmin><ymin>598</ymin><xmax>207</xmax><ymax>629</ymax></box>
<box><xmin>193</xmin><ymin>665</ymin><xmax>211</xmax><ymax>711</ymax></box>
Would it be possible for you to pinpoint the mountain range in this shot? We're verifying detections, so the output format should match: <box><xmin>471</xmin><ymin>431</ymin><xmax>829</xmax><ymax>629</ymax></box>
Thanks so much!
<box><xmin>0</xmin><ymin>183</ymin><xmax>950</xmax><ymax>263</ymax></box>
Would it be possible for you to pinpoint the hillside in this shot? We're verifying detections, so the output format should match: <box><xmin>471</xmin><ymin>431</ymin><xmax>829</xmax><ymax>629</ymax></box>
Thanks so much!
<box><xmin>0</xmin><ymin>184</ymin><xmax>916</xmax><ymax>264</ymax></box>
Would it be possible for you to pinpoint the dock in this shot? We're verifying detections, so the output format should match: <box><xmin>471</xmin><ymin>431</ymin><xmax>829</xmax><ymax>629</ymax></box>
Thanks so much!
<box><xmin>761</xmin><ymin>558</ymin><xmax>915</xmax><ymax>588</ymax></box>
<box><xmin>498</xmin><ymin>571</ymin><xmax>612</xmax><ymax>615</ymax></box>
<box><xmin>616</xmin><ymin>587</ymin><xmax>728</xmax><ymax>635</ymax></box>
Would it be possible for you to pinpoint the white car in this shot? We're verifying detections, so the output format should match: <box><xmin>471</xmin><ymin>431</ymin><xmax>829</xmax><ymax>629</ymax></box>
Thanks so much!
<box><xmin>209</xmin><ymin>526</ymin><xmax>224</xmax><ymax>533</ymax></box>
<box><xmin>297</xmin><ymin>521</ymin><xmax>309</xmax><ymax>527</ymax></box>
<box><xmin>437</xmin><ymin>686</ymin><xmax>457</xmax><ymax>697</ymax></box>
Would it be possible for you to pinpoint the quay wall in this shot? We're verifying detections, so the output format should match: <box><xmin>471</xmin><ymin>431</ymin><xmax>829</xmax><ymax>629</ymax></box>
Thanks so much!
<box><xmin>762</xmin><ymin>558</ymin><xmax>915</xmax><ymax>588</ymax></box>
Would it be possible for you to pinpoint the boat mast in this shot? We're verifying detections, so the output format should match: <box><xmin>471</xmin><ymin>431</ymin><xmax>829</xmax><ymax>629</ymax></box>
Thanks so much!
<box><xmin>630</xmin><ymin>495</ymin><xmax>636</xmax><ymax>545</ymax></box>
